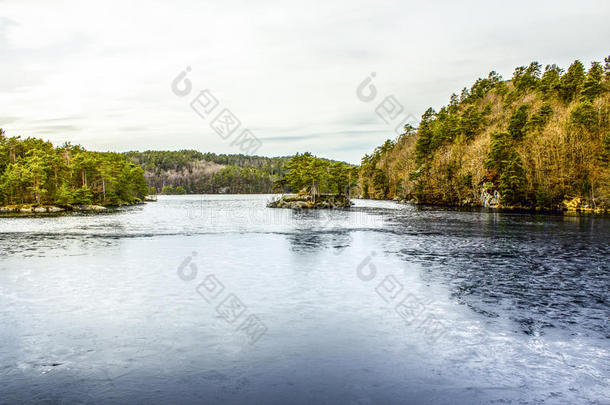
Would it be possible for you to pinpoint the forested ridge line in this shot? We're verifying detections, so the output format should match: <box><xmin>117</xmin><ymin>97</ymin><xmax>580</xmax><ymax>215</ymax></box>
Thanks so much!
<box><xmin>124</xmin><ymin>150</ymin><xmax>293</xmax><ymax>194</ymax></box>
<box><xmin>359</xmin><ymin>57</ymin><xmax>610</xmax><ymax>212</ymax></box>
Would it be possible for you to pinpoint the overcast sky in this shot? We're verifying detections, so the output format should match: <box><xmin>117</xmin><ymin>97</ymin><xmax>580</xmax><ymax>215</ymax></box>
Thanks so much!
<box><xmin>1</xmin><ymin>0</ymin><xmax>609</xmax><ymax>163</ymax></box>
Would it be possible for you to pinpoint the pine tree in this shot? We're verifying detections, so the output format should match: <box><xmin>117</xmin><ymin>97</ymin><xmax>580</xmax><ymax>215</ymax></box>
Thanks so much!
<box><xmin>415</xmin><ymin>108</ymin><xmax>437</xmax><ymax>162</ymax></box>
<box><xmin>448</xmin><ymin>93</ymin><xmax>459</xmax><ymax>113</ymax></box>
<box><xmin>581</xmin><ymin>61</ymin><xmax>604</xmax><ymax>101</ymax></box>
<box><xmin>513</xmin><ymin>62</ymin><xmax>541</xmax><ymax>92</ymax></box>
<box><xmin>570</xmin><ymin>100</ymin><xmax>598</xmax><ymax>132</ymax></box>
<box><xmin>499</xmin><ymin>151</ymin><xmax>526</xmax><ymax>205</ymax></box>
<box><xmin>459</xmin><ymin>87</ymin><xmax>470</xmax><ymax>103</ymax></box>
<box><xmin>539</xmin><ymin>64</ymin><xmax>563</xmax><ymax>99</ymax></box>
<box><xmin>24</xmin><ymin>149</ymin><xmax>50</xmax><ymax>204</ymax></box>
<box><xmin>559</xmin><ymin>60</ymin><xmax>586</xmax><ymax>102</ymax></box>
<box><xmin>486</xmin><ymin>131</ymin><xmax>510</xmax><ymax>175</ymax></box>
<box><xmin>460</xmin><ymin>105</ymin><xmax>483</xmax><ymax>140</ymax></box>
<box><xmin>508</xmin><ymin>105</ymin><xmax>528</xmax><ymax>140</ymax></box>
<box><xmin>526</xmin><ymin>103</ymin><xmax>553</xmax><ymax>131</ymax></box>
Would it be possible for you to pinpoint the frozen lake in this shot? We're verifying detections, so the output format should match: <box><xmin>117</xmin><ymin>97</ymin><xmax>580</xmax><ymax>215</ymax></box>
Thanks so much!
<box><xmin>0</xmin><ymin>195</ymin><xmax>608</xmax><ymax>404</ymax></box>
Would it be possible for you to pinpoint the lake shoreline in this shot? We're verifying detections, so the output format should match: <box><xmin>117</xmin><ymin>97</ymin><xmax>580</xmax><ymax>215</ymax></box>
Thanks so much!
<box><xmin>0</xmin><ymin>201</ymin><xmax>148</xmax><ymax>216</ymax></box>
<box><xmin>381</xmin><ymin>196</ymin><xmax>610</xmax><ymax>215</ymax></box>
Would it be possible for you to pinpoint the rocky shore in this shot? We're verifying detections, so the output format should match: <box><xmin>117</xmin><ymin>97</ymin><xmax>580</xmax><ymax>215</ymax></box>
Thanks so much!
<box><xmin>0</xmin><ymin>200</ymin><xmax>150</xmax><ymax>216</ymax></box>
<box><xmin>267</xmin><ymin>194</ymin><xmax>352</xmax><ymax>209</ymax></box>
<box><xmin>0</xmin><ymin>204</ymin><xmax>108</xmax><ymax>215</ymax></box>
<box><xmin>390</xmin><ymin>190</ymin><xmax>609</xmax><ymax>214</ymax></box>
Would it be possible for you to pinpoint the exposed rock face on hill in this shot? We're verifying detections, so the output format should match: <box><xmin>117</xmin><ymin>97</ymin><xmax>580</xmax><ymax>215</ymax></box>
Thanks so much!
<box><xmin>480</xmin><ymin>188</ymin><xmax>501</xmax><ymax>208</ymax></box>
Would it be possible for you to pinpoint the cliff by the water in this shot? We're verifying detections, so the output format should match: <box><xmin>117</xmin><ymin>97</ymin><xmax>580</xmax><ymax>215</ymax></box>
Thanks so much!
<box><xmin>359</xmin><ymin>57</ymin><xmax>610</xmax><ymax>212</ymax></box>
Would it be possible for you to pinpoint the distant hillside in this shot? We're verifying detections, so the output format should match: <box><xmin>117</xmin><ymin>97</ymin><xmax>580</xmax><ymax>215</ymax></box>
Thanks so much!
<box><xmin>124</xmin><ymin>150</ymin><xmax>292</xmax><ymax>194</ymax></box>
<box><xmin>359</xmin><ymin>57</ymin><xmax>610</xmax><ymax>212</ymax></box>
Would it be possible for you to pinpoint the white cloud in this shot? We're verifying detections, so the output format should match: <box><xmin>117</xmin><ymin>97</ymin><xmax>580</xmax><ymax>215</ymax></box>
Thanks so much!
<box><xmin>1</xmin><ymin>0</ymin><xmax>609</xmax><ymax>163</ymax></box>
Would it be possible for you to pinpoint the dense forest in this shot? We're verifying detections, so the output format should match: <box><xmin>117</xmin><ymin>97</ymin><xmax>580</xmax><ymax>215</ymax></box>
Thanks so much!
<box><xmin>124</xmin><ymin>150</ymin><xmax>291</xmax><ymax>194</ymax></box>
<box><xmin>360</xmin><ymin>57</ymin><xmax>610</xmax><ymax>211</ymax></box>
<box><xmin>0</xmin><ymin>129</ymin><xmax>148</xmax><ymax>207</ymax></box>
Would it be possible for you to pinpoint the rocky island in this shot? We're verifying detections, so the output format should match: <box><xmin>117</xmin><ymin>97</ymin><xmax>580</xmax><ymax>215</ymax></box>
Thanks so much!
<box><xmin>268</xmin><ymin>152</ymin><xmax>357</xmax><ymax>210</ymax></box>
<box><xmin>267</xmin><ymin>193</ymin><xmax>352</xmax><ymax>209</ymax></box>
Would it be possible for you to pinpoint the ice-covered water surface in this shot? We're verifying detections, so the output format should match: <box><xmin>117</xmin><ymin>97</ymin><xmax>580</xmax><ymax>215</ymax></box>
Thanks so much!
<box><xmin>0</xmin><ymin>195</ymin><xmax>608</xmax><ymax>404</ymax></box>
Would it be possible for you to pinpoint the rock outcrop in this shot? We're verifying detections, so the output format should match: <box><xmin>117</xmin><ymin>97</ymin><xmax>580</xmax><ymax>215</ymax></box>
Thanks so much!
<box><xmin>0</xmin><ymin>204</ymin><xmax>108</xmax><ymax>215</ymax></box>
<box><xmin>480</xmin><ymin>189</ymin><xmax>501</xmax><ymax>208</ymax></box>
<box><xmin>267</xmin><ymin>194</ymin><xmax>352</xmax><ymax>209</ymax></box>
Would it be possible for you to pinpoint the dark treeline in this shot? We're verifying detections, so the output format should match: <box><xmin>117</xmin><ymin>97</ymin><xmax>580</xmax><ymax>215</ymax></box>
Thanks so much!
<box><xmin>360</xmin><ymin>57</ymin><xmax>610</xmax><ymax>211</ymax></box>
<box><xmin>0</xmin><ymin>129</ymin><xmax>148</xmax><ymax>207</ymax></box>
<box><xmin>124</xmin><ymin>150</ymin><xmax>292</xmax><ymax>194</ymax></box>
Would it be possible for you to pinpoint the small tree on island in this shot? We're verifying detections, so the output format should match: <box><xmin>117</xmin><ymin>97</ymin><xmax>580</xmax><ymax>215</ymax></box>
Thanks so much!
<box><xmin>274</xmin><ymin>153</ymin><xmax>357</xmax><ymax>200</ymax></box>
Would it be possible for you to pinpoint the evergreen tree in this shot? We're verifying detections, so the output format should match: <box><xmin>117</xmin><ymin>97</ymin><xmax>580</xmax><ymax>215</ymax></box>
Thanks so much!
<box><xmin>448</xmin><ymin>93</ymin><xmax>459</xmax><ymax>113</ymax></box>
<box><xmin>460</xmin><ymin>105</ymin><xmax>483</xmax><ymax>140</ymax></box>
<box><xmin>485</xmin><ymin>131</ymin><xmax>510</xmax><ymax>176</ymax></box>
<box><xmin>459</xmin><ymin>87</ymin><xmax>470</xmax><ymax>103</ymax></box>
<box><xmin>526</xmin><ymin>103</ymin><xmax>553</xmax><ymax>131</ymax></box>
<box><xmin>570</xmin><ymin>100</ymin><xmax>598</xmax><ymax>132</ymax></box>
<box><xmin>512</xmin><ymin>62</ymin><xmax>541</xmax><ymax>93</ymax></box>
<box><xmin>508</xmin><ymin>105</ymin><xmax>529</xmax><ymax>140</ymax></box>
<box><xmin>581</xmin><ymin>61</ymin><xmax>604</xmax><ymax>101</ymax></box>
<box><xmin>538</xmin><ymin>64</ymin><xmax>563</xmax><ymax>99</ymax></box>
<box><xmin>415</xmin><ymin>108</ymin><xmax>437</xmax><ymax>162</ymax></box>
<box><xmin>24</xmin><ymin>149</ymin><xmax>50</xmax><ymax>204</ymax></box>
<box><xmin>559</xmin><ymin>60</ymin><xmax>586</xmax><ymax>102</ymax></box>
<box><xmin>499</xmin><ymin>151</ymin><xmax>526</xmax><ymax>205</ymax></box>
